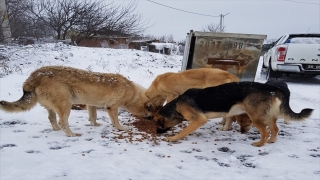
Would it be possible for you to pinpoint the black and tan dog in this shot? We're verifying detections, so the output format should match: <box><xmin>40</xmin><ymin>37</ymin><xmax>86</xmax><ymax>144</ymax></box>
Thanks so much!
<box><xmin>220</xmin><ymin>80</ymin><xmax>292</xmax><ymax>133</ymax></box>
<box><xmin>153</xmin><ymin>81</ymin><xmax>313</xmax><ymax>147</ymax></box>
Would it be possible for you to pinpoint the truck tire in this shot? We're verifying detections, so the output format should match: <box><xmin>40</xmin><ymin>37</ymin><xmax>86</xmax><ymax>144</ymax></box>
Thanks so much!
<box><xmin>266</xmin><ymin>61</ymin><xmax>282</xmax><ymax>80</ymax></box>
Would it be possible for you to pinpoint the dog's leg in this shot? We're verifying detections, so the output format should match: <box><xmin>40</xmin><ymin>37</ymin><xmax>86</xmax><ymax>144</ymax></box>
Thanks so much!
<box><xmin>106</xmin><ymin>106</ymin><xmax>129</xmax><ymax>131</ymax></box>
<box><xmin>219</xmin><ymin>116</ymin><xmax>233</xmax><ymax>131</ymax></box>
<box><xmin>251</xmin><ymin>120</ymin><xmax>269</xmax><ymax>147</ymax></box>
<box><xmin>55</xmin><ymin>104</ymin><xmax>79</xmax><ymax>137</ymax></box>
<box><xmin>267</xmin><ymin>118</ymin><xmax>279</xmax><ymax>143</ymax></box>
<box><xmin>218</xmin><ymin>117</ymin><xmax>226</xmax><ymax>125</ymax></box>
<box><xmin>47</xmin><ymin>108</ymin><xmax>61</xmax><ymax>131</ymax></box>
<box><xmin>166</xmin><ymin>93</ymin><xmax>179</xmax><ymax>104</ymax></box>
<box><xmin>166</xmin><ymin>113</ymin><xmax>207</xmax><ymax>142</ymax></box>
<box><xmin>87</xmin><ymin>105</ymin><xmax>101</xmax><ymax>126</ymax></box>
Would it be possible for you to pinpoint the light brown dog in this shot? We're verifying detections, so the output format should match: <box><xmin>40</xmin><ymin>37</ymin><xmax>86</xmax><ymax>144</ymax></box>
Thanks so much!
<box><xmin>145</xmin><ymin>68</ymin><xmax>239</xmax><ymax>107</ymax></box>
<box><xmin>0</xmin><ymin>66</ymin><xmax>154</xmax><ymax>137</ymax></box>
<box><xmin>219</xmin><ymin>114</ymin><xmax>252</xmax><ymax>133</ymax></box>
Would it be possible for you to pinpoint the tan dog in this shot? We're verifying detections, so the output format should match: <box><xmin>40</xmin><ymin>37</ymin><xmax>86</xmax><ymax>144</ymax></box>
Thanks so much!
<box><xmin>145</xmin><ymin>68</ymin><xmax>239</xmax><ymax>107</ymax></box>
<box><xmin>0</xmin><ymin>66</ymin><xmax>154</xmax><ymax>137</ymax></box>
<box><xmin>220</xmin><ymin>114</ymin><xmax>252</xmax><ymax>133</ymax></box>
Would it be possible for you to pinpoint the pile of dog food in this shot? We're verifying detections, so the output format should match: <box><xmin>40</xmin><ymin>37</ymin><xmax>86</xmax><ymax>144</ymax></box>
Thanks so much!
<box><xmin>109</xmin><ymin>116</ymin><xmax>162</xmax><ymax>145</ymax></box>
<box><xmin>132</xmin><ymin>118</ymin><xmax>157</xmax><ymax>135</ymax></box>
<box><xmin>110</xmin><ymin>116</ymin><xmax>188</xmax><ymax>145</ymax></box>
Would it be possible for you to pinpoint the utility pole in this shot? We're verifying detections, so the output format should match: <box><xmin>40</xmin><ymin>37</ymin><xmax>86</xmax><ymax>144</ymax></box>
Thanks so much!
<box><xmin>219</xmin><ymin>13</ymin><xmax>229</xmax><ymax>32</ymax></box>
<box><xmin>0</xmin><ymin>0</ymin><xmax>12</xmax><ymax>43</ymax></box>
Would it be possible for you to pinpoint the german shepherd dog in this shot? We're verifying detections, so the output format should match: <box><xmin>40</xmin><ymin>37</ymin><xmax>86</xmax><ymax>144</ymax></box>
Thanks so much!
<box><xmin>145</xmin><ymin>68</ymin><xmax>252</xmax><ymax>132</ymax></box>
<box><xmin>153</xmin><ymin>81</ymin><xmax>313</xmax><ymax>147</ymax></box>
<box><xmin>220</xmin><ymin>80</ymin><xmax>292</xmax><ymax>133</ymax></box>
<box><xmin>0</xmin><ymin>66</ymin><xmax>154</xmax><ymax>137</ymax></box>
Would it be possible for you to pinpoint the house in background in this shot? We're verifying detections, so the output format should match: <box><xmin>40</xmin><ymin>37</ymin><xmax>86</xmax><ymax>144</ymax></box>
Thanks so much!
<box><xmin>148</xmin><ymin>42</ymin><xmax>181</xmax><ymax>55</ymax></box>
<box><xmin>74</xmin><ymin>29</ymin><xmax>184</xmax><ymax>56</ymax></box>
<box><xmin>128</xmin><ymin>39</ymin><xmax>158</xmax><ymax>51</ymax></box>
<box><xmin>75</xmin><ymin>29</ymin><xmax>140</xmax><ymax>49</ymax></box>
<box><xmin>77</xmin><ymin>36</ymin><xmax>129</xmax><ymax>49</ymax></box>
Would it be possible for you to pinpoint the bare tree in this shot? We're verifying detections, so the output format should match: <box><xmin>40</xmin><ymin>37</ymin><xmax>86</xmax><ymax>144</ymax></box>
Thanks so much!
<box><xmin>202</xmin><ymin>23</ymin><xmax>226</xmax><ymax>32</ymax></box>
<box><xmin>4</xmin><ymin>0</ymin><xmax>53</xmax><ymax>39</ymax></box>
<box><xmin>144</xmin><ymin>34</ymin><xmax>175</xmax><ymax>43</ymax></box>
<box><xmin>158</xmin><ymin>34</ymin><xmax>174</xmax><ymax>43</ymax></box>
<box><xmin>26</xmin><ymin>0</ymin><xmax>149</xmax><ymax>43</ymax></box>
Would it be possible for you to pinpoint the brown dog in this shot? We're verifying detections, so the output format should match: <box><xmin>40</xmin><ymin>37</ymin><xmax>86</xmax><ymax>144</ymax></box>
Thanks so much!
<box><xmin>220</xmin><ymin>114</ymin><xmax>252</xmax><ymax>133</ymax></box>
<box><xmin>0</xmin><ymin>66</ymin><xmax>154</xmax><ymax>137</ymax></box>
<box><xmin>153</xmin><ymin>81</ymin><xmax>313</xmax><ymax>147</ymax></box>
<box><xmin>145</xmin><ymin>68</ymin><xmax>239</xmax><ymax>107</ymax></box>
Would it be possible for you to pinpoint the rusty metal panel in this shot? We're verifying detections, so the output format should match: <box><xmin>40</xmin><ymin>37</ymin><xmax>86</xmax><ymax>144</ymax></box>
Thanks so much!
<box><xmin>188</xmin><ymin>32</ymin><xmax>266</xmax><ymax>81</ymax></box>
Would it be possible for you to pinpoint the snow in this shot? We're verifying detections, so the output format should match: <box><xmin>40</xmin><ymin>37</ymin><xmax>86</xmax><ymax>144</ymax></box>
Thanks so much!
<box><xmin>288</xmin><ymin>37</ymin><xmax>320</xmax><ymax>44</ymax></box>
<box><xmin>0</xmin><ymin>43</ymin><xmax>319</xmax><ymax>180</ymax></box>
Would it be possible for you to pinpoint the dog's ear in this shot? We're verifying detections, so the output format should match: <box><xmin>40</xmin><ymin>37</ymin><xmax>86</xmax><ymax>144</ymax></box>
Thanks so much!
<box><xmin>155</xmin><ymin>117</ymin><xmax>165</xmax><ymax>126</ymax></box>
<box><xmin>145</xmin><ymin>102</ymin><xmax>155</xmax><ymax>112</ymax></box>
<box><xmin>151</xmin><ymin>95</ymin><xmax>166</xmax><ymax>107</ymax></box>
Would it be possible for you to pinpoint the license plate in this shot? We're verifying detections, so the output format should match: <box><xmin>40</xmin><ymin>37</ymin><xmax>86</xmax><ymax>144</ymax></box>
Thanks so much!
<box><xmin>306</xmin><ymin>64</ymin><xmax>320</xmax><ymax>70</ymax></box>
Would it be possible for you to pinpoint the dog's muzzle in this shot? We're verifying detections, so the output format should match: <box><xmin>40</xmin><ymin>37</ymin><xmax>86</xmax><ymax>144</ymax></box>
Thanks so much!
<box><xmin>143</xmin><ymin>116</ymin><xmax>153</xmax><ymax>120</ymax></box>
<box><xmin>156</xmin><ymin>127</ymin><xmax>171</xmax><ymax>134</ymax></box>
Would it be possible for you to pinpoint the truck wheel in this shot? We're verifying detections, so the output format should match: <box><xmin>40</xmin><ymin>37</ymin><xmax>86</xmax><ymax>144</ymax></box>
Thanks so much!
<box><xmin>266</xmin><ymin>62</ymin><xmax>282</xmax><ymax>80</ymax></box>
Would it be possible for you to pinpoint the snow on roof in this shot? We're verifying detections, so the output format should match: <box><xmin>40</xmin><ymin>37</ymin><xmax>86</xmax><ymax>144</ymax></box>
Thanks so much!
<box><xmin>151</xmin><ymin>42</ymin><xmax>176</xmax><ymax>50</ymax></box>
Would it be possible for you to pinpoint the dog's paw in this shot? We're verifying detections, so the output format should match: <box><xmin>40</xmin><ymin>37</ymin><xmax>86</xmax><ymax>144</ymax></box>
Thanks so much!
<box><xmin>252</xmin><ymin>141</ymin><xmax>265</xmax><ymax>147</ymax></box>
<box><xmin>267</xmin><ymin>138</ymin><xmax>277</xmax><ymax>143</ymax></box>
<box><xmin>66</xmin><ymin>132</ymin><xmax>82</xmax><ymax>137</ymax></box>
<box><xmin>90</xmin><ymin>122</ymin><xmax>102</xmax><ymax>127</ymax></box>
<box><xmin>115</xmin><ymin>125</ymin><xmax>131</xmax><ymax>131</ymax></box>
<box><xmin>52</xmin><ymin>126</ymin><xmax>61</xmax><ymax>131</ymax></box>
<box><xmin>218</xmin><ymin>126</ymin><xmax>231</xmax><ymax>131</ymax></box>
<box><xmin>165</xmin><ymin>136</ymin><xmax>179</xmax><ymax>142</ymax></box>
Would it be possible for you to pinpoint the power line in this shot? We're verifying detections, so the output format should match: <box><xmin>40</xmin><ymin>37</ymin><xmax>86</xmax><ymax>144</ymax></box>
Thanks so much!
<box><xmin>282</xmin><ymin>0</ymin><xmax>320</xmax><ymax>5</ymax></box>
<box><xmin>146</xmin><ymin>0</ymin><xmax>220</xmax><ymax>17</ymax></box>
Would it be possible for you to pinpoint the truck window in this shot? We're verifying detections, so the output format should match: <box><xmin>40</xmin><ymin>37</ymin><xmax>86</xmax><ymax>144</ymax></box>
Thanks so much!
<box><xmin>272</xmin><ymin>36</ymin><xmax>283</xmax><ymax>46</ymax></box>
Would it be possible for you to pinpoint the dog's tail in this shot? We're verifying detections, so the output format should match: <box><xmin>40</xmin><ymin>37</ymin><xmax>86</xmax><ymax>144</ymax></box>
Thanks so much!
<box><xmin>281</xmin><ymin>98</ymin><xmax>313</xmax><ymax>121</ymax></box>
<box><xmin>0</xmin><ymin>76</ymin><xmax>38</xmax><ymax>112</ymax></box>
<box><xmin>0</xmin><ymin>90</ymin><xmax>37</xmax><ymax>112</ymax></box>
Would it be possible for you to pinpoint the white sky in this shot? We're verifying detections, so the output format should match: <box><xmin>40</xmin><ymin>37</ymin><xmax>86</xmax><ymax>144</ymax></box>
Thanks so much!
<box><xmin>112</xmin><ymin>0</ymin><xmax>320</xmax><ymax>41</ymax></box>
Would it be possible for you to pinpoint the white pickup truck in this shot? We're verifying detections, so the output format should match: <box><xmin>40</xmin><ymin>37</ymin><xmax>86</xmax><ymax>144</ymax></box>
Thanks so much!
<box><xmin>263</xmin><ymin>33</ymin><xmax>320</xmax><ymax>80</ymax></box>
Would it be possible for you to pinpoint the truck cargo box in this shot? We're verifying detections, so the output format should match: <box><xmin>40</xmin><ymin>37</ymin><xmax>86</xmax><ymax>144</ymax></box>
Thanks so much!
<box><xmin>182</xmin><ymin>31</ymin><xmax>267</xmax><ymax>81</ymax></box>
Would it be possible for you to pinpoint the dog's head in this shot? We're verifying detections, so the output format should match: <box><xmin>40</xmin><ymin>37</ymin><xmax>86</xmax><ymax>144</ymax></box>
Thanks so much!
<box><xmin>153</xmin><ymin>109</ymin><xmax>184</xmax><ymax>134</ymax></box>
<box><xmin>127</xmin><ymin>83</ymin><xmax>157</xmax><ymax>120</ymax></box>
<box><xmin>145</xmin><ymin>80</ymin><xmax>167</xmax><ymax>107</ymax></box>
<box><xmin>145</xmin><ymin>91</ymin><xmax>166</xmax><ymax>108</ymax></box>
<box><xmin>141</xmin><ymin>101</ymin><xmax>155</xmax><ymax>120</ymax></box>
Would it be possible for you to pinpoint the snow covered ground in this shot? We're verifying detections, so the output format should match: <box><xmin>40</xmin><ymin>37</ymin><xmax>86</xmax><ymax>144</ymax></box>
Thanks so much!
<box><xmin>0</xmin><ymin>43</ymin><xmax>319</xmax><ymax>180</ymax></box>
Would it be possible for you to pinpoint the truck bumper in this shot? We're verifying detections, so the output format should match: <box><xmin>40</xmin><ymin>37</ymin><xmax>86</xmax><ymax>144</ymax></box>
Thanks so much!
<box><xmin>276</xmin><ymin>64</ymin><xmax>320</xmax><ymax>75</ymax></box>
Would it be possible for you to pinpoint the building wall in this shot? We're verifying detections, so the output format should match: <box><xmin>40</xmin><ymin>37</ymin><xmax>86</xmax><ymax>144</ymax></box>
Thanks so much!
<box><xmin>77</xmin><ymin>37</ymin><xmax>128</xmax><ymax>48</ymax></box>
